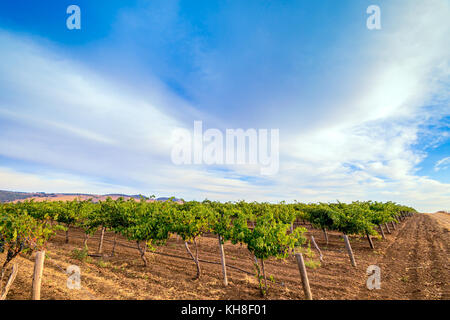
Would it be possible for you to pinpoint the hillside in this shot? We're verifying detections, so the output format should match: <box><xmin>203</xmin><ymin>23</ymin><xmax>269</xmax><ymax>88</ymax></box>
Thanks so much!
<box><xmin>0</xmin><ymin>190</ymin><xmax>181</xmax><ymax>203</ymax></box>
<box><xmin>0</xmin><ymin>190</ymin><xmax>57</xmax><ymax>202</ymax></box>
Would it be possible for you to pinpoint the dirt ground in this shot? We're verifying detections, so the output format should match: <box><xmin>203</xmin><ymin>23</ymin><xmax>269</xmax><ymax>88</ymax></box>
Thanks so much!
<box><xmin>2</xmin><ymin>213</ymin><xmax>448</xmax><ymax>300</ymax></box>
<box><xmin>429</xmin><ymin>212</ymin><xmax>450</xmax><ymax>231</ymax></box>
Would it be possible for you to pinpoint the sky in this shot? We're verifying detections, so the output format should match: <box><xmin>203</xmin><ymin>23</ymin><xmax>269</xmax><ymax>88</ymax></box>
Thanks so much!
<box><xmin>0</xmin><ymin>0</ymin><xmax>448</xmax><ymax>212</ymax></box>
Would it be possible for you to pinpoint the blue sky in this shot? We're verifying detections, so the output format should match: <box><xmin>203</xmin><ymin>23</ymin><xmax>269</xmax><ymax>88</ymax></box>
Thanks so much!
<box><xmin>0</xmin><ymin>0</ymin><xmax>448</xmax><ymax>211</ymax></box>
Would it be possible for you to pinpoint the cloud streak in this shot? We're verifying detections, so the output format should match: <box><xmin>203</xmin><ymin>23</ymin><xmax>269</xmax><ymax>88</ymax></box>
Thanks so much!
<box><xmin>435</xmin><ymin>157</ymin><xmax>450</xmax><ymax>172</ymax></box>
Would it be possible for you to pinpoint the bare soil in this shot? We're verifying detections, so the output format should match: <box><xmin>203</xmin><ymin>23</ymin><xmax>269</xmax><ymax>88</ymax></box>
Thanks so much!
<box><xmin>2</xmin><ymin>213</ymin><xmax>448</xmax><ymax>300</ymax></box>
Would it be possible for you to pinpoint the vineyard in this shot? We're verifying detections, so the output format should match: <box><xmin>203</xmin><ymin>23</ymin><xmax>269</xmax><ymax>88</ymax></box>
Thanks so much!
<box><xmin>2</xmin><ymin>198</ymin><xmax>440</xmax><ymax>300</ymax></box>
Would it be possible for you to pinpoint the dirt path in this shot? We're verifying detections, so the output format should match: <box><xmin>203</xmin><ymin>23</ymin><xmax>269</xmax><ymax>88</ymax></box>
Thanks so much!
<box><xmin>357</xmin><ymin>214</ymin><xmax>449</xmax><ymax>299</ymax></box>
<box><xmin>429</xmin><ymin>212</ymin><xmax>450</xmax><ymax>231</ymax></box>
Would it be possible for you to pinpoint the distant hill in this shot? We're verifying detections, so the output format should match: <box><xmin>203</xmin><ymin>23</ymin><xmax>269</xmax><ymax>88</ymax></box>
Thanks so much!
<box><xmin>0</xmin><ymin>190</ymin><xmax>55</xmax><ymax>202</ymax></box>
<box><xmin>0</xmin><ymin>190</ymin><xmax>181</xmax><ymax>203</ymax></box>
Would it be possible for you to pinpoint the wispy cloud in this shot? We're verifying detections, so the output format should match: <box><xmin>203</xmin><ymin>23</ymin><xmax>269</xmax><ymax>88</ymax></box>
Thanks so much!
<box><xmin>435</xmin><ymin>157</ymin><xmax>450</xmax><ymax>172</ymax></box>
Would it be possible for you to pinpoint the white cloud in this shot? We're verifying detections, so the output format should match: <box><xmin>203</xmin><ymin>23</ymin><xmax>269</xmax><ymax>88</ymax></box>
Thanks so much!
<box><xmin>271</xmin><ymin>0</ymin><xmax>450</xmax><ymax>211</ymax></box>
<box><xmin>435</xmin><ymin>157</ymin><xmax>450</xmax><ymax>172</ymax></box>
<box><xmin>0</xmin><ymin>30</ymin><xmax>278</xmax><ymax>201</ymax></box>
<box><xmin>0</xmin><ymin>167</ymin><xmax>140</xmax><ymax>195</ymax></box>
<box><xmin>0</xmin><ymin>30</ymin><xmax>194</xmax><ymax>186</ymax></box>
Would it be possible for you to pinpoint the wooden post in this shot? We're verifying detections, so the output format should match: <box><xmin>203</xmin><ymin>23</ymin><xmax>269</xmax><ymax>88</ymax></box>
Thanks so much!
<box><xmin>343</xmin><ymin>235</ymin><xmax>356</xmax><ymax>267</ymax></box>
<box><xmin>111</xmin><ymin>234</ymin><xmax>117</xmax><ymax>257</ymax></box>
<box><xmin>218</xmin><ymin>235</ymin><xmax>228</xmax><ymax>286</ymax></box>
<box><xmin>32</xmin><ymin>251</ymin><xmax>45</xmax><ymax>300</ymax></box>
<box><xmin>295</xmin><ymin>253</ymin><xmax>312</xmax><ymax>300</ymax></box>
<box><xmin>0</xmin><ymin>264</ymin><xmax>18</xmax><ymax>300</ymax></box>
<box><xmin>310</xmin><ymin>236</ymin><xmax>324</xmax><ymax>262</ymax></box>
<box><xmin>97</xmin><ymin>227</ymin><xmax>105</xmax><ymax>254</ymax></box>
<box><xmin>322</xmin><ymin>228</ymin><xmax>329</xmax><ymax>245</ymax></box>
<box><xmin>366</xmin><ymin>233</ymin><xmax>374</xmax><ymax>249</ymax></box>
<box><xmin>378</xmin><ymin>224</ymin><xmax>386</xmax><ymax>239</ymax></box>
<box><xmin>384</xmin><ymin>222</ymin><xmax>391</xmax><ymax>234</ymax></box>
<box><xmin>391</xmin><ymin>221</ymin><xmax>396</xmax><ymax>230</ymax></box>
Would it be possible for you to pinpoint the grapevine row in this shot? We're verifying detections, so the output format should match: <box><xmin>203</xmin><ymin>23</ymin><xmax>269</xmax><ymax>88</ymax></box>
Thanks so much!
<box><xmin>0</xmin><ymin>198</ymin><xmax>416</xmax><ymax>298</ymax></box>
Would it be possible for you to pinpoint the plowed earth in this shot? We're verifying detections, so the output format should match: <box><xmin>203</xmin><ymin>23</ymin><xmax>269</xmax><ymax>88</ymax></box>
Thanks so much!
<box><xmin>2</xmin><ymin>213</ymin><xmax>448</xmax><ymax>300</ymax></box>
